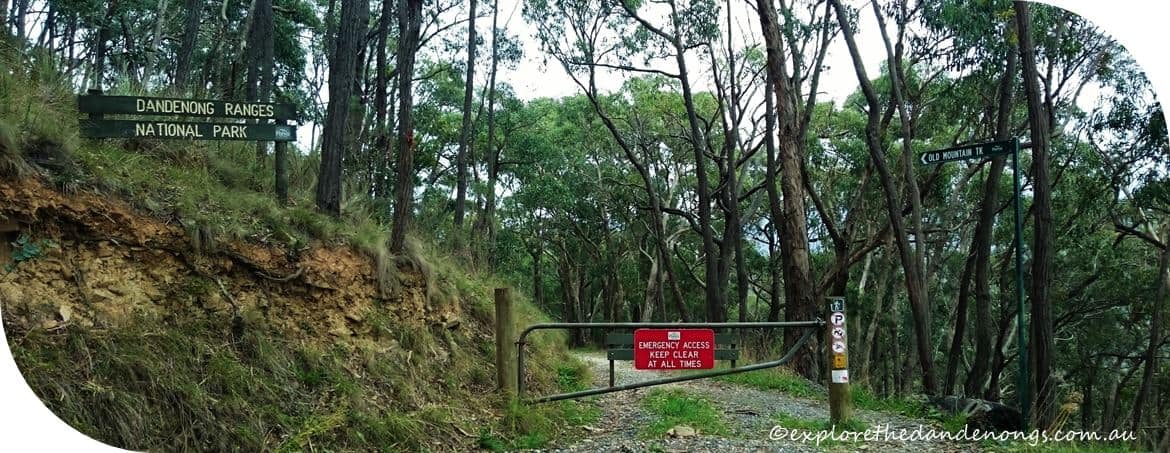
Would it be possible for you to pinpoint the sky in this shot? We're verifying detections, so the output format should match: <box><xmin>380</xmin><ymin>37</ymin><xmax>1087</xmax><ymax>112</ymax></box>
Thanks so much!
<box><xmin>495</xmin><ymin>0</ymin><xmax>887</xmax><ymax>105</ymax></box>
<box><xmin>2</xmin><ymin>1</ymin><xmax>1170</xmax><ymax>451</ymax></box>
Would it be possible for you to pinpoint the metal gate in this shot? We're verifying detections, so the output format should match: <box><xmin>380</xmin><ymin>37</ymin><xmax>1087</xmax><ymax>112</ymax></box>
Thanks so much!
<box><xmin>516</xmin><ymin>321</ymin><xmax>824</xmax><ymax>403</ymax></box>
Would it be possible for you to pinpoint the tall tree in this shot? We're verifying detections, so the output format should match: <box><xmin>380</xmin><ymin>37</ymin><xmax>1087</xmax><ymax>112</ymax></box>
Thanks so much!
<box><xmin>91</xmin><ymin>0</ymin><xmax>119</xmax><ymax>89</ymax></box>
<box><xmin>315</xmin><ymin>0</ymin><xmax>368</xmax><ymax>216</ymax></box>
<box><xmin>475</xmin><ymin>0</ymin><xmax>500</xmax><ymax>262</ymax></box>
<box><xmin>756</xmin><ymin>0</ymin><xmax>817</xmax><ymax>378</ymax></box>
<box><xmin>964</xmin><ymin>45</ymin><xmax>1017</xmax><ymax>399</ymax></box>
<box><xmin>1014</xmin><ymin>0</ymin><xmax>1054</xmax><ymax>427</ymax></box>
<box><xmin>145</xmin><ymin>0</ymin><xmax>170</xmax><ymax>87</ymax></box>
<box><xmin>454</xmin><ymin>0</ymin><xmax>477</xmax><ymax>240</ymax></box>
<box><xmin>390</xmin><ymin>0</ymin><xmax>424</xmax><ymax>252</ymax></box>
<box><xmin>829</xmin><ymin>0</ymin><xmax>937</xmax><ymax>395</ymax></box>
<box><xmin>617</xmin><ymin>0</ymin><xmax>724</xmax><ymax>322</ymax></box>
<box><xmin>372</xmin><ymin>0</ymin><xmax>392</xmax><ymax>199</ymax></box>
<box><xmin>173</xmin><ymin>0</ymin><xmax>202</xmax><ymax>90</ymax></box>
<box><xmin>247</xmin><ymin>0</ymin><xmax>275</xmax><ymax>161</ymax></box>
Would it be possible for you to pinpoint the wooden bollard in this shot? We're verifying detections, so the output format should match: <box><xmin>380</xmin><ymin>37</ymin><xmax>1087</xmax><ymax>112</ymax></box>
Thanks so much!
<box><xmin>495</xmin><ymin>288</ymin><xmax>518</xmax><ymax>397</ymax></box>
<box><xmin>826</xmin><ymin>296</ymin><xmax>853</xmax><ymax>424</ymax></box>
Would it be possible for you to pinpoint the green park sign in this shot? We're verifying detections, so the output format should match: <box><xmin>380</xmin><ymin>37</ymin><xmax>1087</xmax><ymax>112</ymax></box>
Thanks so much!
<box><xmin>77</xmin><ymin>93</ymin><xmax>297</xmax><ymax>142</ymax></box>
<box><xmin>918</xmin><ymin>139</ymin><xmax>1014</xmax><ymax>165</ymax></box>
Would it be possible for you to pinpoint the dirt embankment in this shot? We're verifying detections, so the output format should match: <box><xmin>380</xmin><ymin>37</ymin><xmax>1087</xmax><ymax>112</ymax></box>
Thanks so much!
<box><xmin>0</xmin><ymin>177</ymin><xmax>457</xmax><ymax>344</ymax></box>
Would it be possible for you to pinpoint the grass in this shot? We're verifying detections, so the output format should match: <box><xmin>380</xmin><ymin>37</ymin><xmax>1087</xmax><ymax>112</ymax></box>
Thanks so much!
<box><xmin>0</xmin><ymin>44</ymin><xmax>586</xmax><ymax>450</ymax></box>
<box><xmin>6</xmin><ymin>319</ymin><xmax>437</xmax><ymax>451</ymax></box>
<box><xmin>0</xmin><ymin>39</ymin><xmax>390</xmax><ymax>260</ymax></box>
<box><xmin>640</xmin><ymin>388</ymin><xmax>730</xmax><ymax>438</ymax></box>
<box><xmin>476</xmin><ymin>357</ymin><xmax>601</xmax><ymax>451</ymax></box>
<box><xmin>711</xmin><ymin>365</ymin><xmax>823</xmax><ymax>400</ymax></box>
<box><xmin>851</xmin><ymin>387</ymin><xmax>967</xmax><ymax>432</ymax></box>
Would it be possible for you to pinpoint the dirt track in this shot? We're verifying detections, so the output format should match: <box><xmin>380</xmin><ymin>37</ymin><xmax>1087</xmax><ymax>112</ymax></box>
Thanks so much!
<box><xmin>535</xmin><ymin>351</ymin><xmax>978</xmax><ymax>452</ymax></box>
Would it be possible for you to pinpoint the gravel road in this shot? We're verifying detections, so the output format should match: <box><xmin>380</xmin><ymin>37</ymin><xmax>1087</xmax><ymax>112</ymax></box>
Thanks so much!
<box><xmin>531</xmin><ymin>351</ymin><xmax>982</xmax><ymax>453</ymax></box>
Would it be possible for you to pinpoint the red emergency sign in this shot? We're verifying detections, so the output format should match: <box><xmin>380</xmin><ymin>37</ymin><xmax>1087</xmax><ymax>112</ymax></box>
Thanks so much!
<box><xmin>633</xmin><ymin>328</ymin><xmax>715</xmax><ymax>370</ymax></box>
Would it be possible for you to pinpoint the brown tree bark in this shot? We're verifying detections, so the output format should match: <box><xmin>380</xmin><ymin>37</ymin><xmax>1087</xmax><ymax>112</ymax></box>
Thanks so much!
<box><xmin>1131</xmin><ymin>233</ymin><xmax>1168</xmax><ymax>433</ymax></box>
<box><xmin>389</xmin><ymin>0</ymin><xmax>423</xmax><ymax>251</ymax></box>
<box><xmin>91</xmin><ymin>0</ymin><xmax>119</xmax><ymax>89</ymax></box>
<box><xmin>247</xmin><ymin>0</ymin><xmax>275</xmax><ymax>162</ymax></box>
<box><xmin>1015</xmin><ymin>0</ymin><xmax>1056</xmax><ymax>427</ymax></box>
<box><xmin>372</xmin><ymin>0</ymin><xmax>392</xmax><ymax>199</ymax></box>
<box><xmin>617</xmin><ymin>0</ymin><xmax>724</xmax><ymax>321</ymax></box>
<box><xmin>830</xmin><ymin>0</ymin><xmax>937</xmax><ymax>395</ymax></box>
<box><xmin>967</xmin><ymin>46</ymin><xmax>1018</xmax><ymax>398</ymax></box>
<box><xmin>454</xmin><ymin>0</ymin><xmax>477</xmax><ymax>237</ymax></box>
<box><xmin>476</xmin><ymin>0</ymin><xmax>500</xmax><ymax>262</ymax></box>
<box><xmin>315</xmin><ymin>0</ymin><xmax>368</xmax><ymax>216</ymax></box>
<box><xmin>174</xmin><ymin>0</ymin><xmax>202</xmax><ymax>90</ymax></box>
<box><xmin>757</xmin><ymin>0</ymin><xmax>816</xmax><ymax>378</ymax></box>
<box><xmin>146</xmin><ymin>0</ymin><xmax>170</xmax><ymax>87</ymax></box>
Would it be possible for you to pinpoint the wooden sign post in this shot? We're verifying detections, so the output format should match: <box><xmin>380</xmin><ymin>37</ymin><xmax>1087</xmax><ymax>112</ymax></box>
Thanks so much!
<box><xmin>826</xmin><ymin>296</ymin><xmax>852</xmax><ymax>425</ymax></box>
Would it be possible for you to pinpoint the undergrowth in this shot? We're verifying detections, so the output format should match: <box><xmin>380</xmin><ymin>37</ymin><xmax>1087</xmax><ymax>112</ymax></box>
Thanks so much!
<box><xmin>712</xmin><ymin>365</ymin><xmax>822</xmax><ymax>400</ymax></box>
<box><xmin>476</xmin><ymin>358</ymin><xmax>601</xmax><ymax>451</ymax></box>
<box><xmin>851</xmin><ymin>387</ymin><xmax>967</xmax><ymax>432</ymax></box>
<box><xmin>640</xmin><ymin>388</ymin><xmax>730</xmax><ymax>438</ymax></box>
<box><xmin>1</xmin><ymin>41</ymin><xmax>583</xmax><ymax>450</ymax></box>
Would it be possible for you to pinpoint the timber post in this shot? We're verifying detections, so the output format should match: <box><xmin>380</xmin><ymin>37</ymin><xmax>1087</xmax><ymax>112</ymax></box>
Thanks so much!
<box><xmin>827</xmin><ymin>296</ymin><xmax>852</xmax><ymax>424</ymax></box>
<box><xmin>495</xmin><ymin>287</ymin><xmax>518</xmax><ymax>398</ymax></box>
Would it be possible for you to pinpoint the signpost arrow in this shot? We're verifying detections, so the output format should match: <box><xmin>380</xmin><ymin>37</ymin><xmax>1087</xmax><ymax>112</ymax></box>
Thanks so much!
<box><xmin>918</xmin><ymin>139</ymin><xmax>1015</xmax><ymax>165</ymax></box>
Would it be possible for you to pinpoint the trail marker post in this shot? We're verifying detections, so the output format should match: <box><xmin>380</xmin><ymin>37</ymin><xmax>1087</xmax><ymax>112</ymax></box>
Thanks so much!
<box><xmin>919</xmin><ymin>138</ymin><xmax>1029</xmax><ymax>428</ymax></box>
<box><xmin>826</xmin><ymin>296</ymin><xmax>851</xmax><ymax>424</ymax></box>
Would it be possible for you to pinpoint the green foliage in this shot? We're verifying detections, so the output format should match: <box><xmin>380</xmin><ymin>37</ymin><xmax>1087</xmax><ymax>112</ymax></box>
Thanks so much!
<box><xmin>851</xmin><ymin>388</ymin><xmax>965</xmax><ymax>433</ymax></box>
<box><xmin>475</xmin><ymin>357</ymin><xmax>599</xmax><ymax>451</ymax></box>
<box><xmin>9</xmin><ymin>320</ymin><xmax>434</xmax><ymax>451</ymax></box>
<box><xmin>555</xmin><ymin>358</ymin><xmax>592</xmax><ymax>392</ymax></box>
<box><xmin>712</xmin><ymin>367</ymin><xmax>822</xmax><ymax>400</ymax></box>
<box><xmin>640</xmin><ymin>389</ymin><xmax>730</xmax><ymax>438</ymax></box>
<box><xmin>5</xmin><ymin>233</ymin><xmax>57</xmax><ymax>272</ymax></box>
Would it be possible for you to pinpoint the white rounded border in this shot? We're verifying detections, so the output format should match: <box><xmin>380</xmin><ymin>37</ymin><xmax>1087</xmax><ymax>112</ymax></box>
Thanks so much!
<box><xmin>0</xmin><ymin>1</ymin><xmax>1165</xmax><ymax>451</ymax></box>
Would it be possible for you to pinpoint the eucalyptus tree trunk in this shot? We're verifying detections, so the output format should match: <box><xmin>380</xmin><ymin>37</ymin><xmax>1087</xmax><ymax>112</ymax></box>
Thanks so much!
<box><xmin>673</xmin><ymin>39</ymin><xmax>722</xmax><ymax>323</ymax></box>
<box><xmin>758</xmin><ymin>0</ymin><xmax>814</xmax><ymax>376</ymax></box>
<box><xmin>478</xmin><ymin>0</ymin><xmax>500</xmax><ymax>262</ymax></box>
<box><xmin>1132</xmin><ymin>233</ymin><xmax>1169</xmax><ymax>432</ymax></box>
<box><xmin>757</xmin><ymin>0</ymin><xmax>816</xmax><ymax>377</ymax></box>
<box><xmin>454</xmin><ymin>0</ymin><xmax>477</xmax><ymax>239</ymax></box>
<box><xmin>315</xmin><ymin>0</ymin><xmax>367</xmax><ymax>216</ymax></box>
<box><xmin>830</xmin><ymin>0</ymin><xmax>937</xmax><ymax>395</ymax></box>
<box><xmin>247</xmin><ymin>0</ymin><xmax>275</xmax><ymax>162</ymax></box>
<box><xmin>174</xmin><ymin>0</ymin><xmax>202</xmax><ymax>90</ymax></box>
<box><xmin>12</xmin><ymin>0</ymin><xmax>24</xmax><ymax>40</ymax></box>
<box><xmin>371</xmin><ymin>0</ymin><xmax>391</xmax><ymax>199</ymax></box>
<box><xmin>91</xmin><ymin>0</ymin><xmax>119</xmax><ymax>90</ymax></box>
<box><xmin>146</xmin><ymin>0</ymin><xmax>169</xmax><ymax>88</ymax></box>
<box><xmin>389</xmin><ymin>0</ymin><xmax>423</xmax><ymax>251</ymax></box>
<box><xmin>618</xmin><ymin>0</ymin><xmax>723</xmax><ymax>321</ymax></box>
<box><xmin>1015</xmin><ymin>0</ymin><xmax>1056</xmax><ymax>427</ymax></box>
<box><xmin>967</xmin><ymin>46</ymin><xmax>1018</xmax><ymax>398</ymax></box>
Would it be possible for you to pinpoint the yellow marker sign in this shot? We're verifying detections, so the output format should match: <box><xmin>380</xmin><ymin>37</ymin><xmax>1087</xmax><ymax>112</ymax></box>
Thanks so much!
<box><xmin>833</xmin><ymin>354</ymin><xmax>847</xmax><ymax>369</ymax></box>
